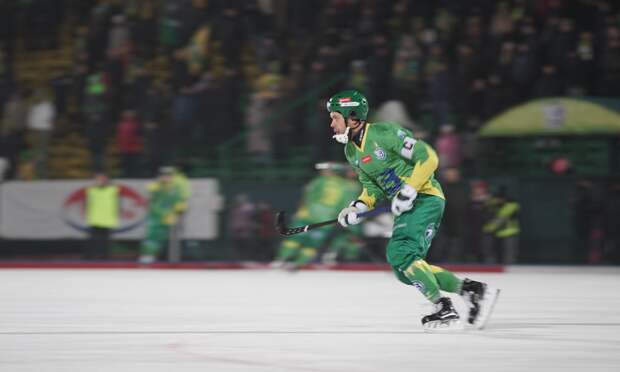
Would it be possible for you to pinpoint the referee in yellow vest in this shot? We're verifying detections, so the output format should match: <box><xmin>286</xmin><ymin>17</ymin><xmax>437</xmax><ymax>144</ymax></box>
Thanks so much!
<box><xmin>85</xmin><ymin>173</ymin><xmax>120</xmax><ymax>259</ymax></box>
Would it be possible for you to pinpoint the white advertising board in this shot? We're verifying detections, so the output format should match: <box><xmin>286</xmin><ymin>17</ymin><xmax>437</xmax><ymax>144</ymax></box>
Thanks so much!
<box><xmin>0</xmin><ymin>179</ymin><xmax>224</xmax><ymax>240</ymax></box>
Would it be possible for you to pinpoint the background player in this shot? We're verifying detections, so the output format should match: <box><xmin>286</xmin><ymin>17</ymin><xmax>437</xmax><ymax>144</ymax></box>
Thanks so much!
<box><xmin>271</xmin><ymin>162</ymin><xmax>363</xmax><ymax>269</ymax></box>
<box><xmin>327</xmin><ymin>89</ymin><xmax>499</xmax><ymax>331</ymax></box>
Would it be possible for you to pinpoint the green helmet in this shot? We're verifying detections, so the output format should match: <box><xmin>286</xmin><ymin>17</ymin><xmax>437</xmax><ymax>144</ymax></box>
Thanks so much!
<box><xmin>326</xmin><ymin>90</ymin><xmax>369</xmax><ymax>121</ymax></box>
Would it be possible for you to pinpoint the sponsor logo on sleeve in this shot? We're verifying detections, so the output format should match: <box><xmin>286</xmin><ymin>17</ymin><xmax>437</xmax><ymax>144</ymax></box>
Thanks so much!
<box><xmin>362</xmin><ymin>155</ymin><xmax>372</xmax><ymax>164</ymax></box>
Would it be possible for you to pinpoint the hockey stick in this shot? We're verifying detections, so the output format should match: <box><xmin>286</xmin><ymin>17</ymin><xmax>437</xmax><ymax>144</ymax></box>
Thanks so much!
<box><xmin>275</xmin><ymin>206</ymin><xmax>390</xmax><ymax>236</ymax></box>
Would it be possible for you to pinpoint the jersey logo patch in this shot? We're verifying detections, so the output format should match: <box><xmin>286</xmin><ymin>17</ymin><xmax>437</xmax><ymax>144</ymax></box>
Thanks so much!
<box><xmin>362</xmin><ymin>155</ymin><xmax>372</xmax><ymax>164</ymax></box>
<box><xmin>411</xmin><ymin>280</ymin><xmax>426</xmax><ymax>293</ymax></box>
<box><xmin>374</xmin><ymin>147</ymin><xmax>386</xmax><ymax>160</ymax></box>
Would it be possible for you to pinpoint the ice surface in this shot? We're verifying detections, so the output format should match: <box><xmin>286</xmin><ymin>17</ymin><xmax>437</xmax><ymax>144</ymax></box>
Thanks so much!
<box><xmin>0</xmin><ymin>266</ymin><xmax>619</xmax><ymax>372</ymax></box>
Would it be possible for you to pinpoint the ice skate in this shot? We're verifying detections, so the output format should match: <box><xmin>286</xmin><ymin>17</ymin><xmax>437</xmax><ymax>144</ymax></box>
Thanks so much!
<box><xmin>269</xmin><ymin>260</ymin><xmax>286</xmax><ymax>269</ymax></box>
<box><xmin>138</xmin><ymin>254</ymin><xmax>156</xmax><ymax>264</ymax></box>
<box><xmin>460</xmin><ymin>279</ymin><xmax>500</xmax><ymax>329</ymax></box>
<box><xmin>270</xmin><ymin>260</ymin><xmax>300</xmax><ymax>272</ymax></box>
<box><xmin>421</xmin><ymin>297</ymin><xmax>464</xmax><ymax>332</ymax></box>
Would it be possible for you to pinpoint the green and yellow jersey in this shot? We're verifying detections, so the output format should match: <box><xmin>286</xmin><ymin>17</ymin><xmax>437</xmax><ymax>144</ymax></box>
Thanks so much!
<box><xmin>146</xmin><ymin>181</ymin><xmax>184</xmax><ymax>225</ymax></box>
<box><xmin>344</xmin><ymin>122</ymin><xmax>444</xmax><ymax>208</ymax></box>
<box><xmin>295</xmin><ymin>174</ymin><xmax>360</xmax><ymax>223</ymax></box>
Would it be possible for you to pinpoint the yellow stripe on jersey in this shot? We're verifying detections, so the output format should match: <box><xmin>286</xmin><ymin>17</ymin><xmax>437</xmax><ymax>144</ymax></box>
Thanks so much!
<box><xmin>356</xmin><ymin>187</ymin><xmax>377</xmax><ymax>209</ymax></box>
<box><xmin>353</xmin><ymin>123</ymin><xmax>371</xmax><ymax>152</ymax></box>
<box><xmin>402</xmin><ymin>143</ymin><xmax>445</xmax><ymax>199</ymax></box>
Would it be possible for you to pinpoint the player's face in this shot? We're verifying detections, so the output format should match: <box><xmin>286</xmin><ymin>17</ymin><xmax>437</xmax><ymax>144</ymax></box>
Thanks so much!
<box><xmin>330</xmin><ymin>112</ymin><xmax>347</xmax><ymax>135</ymax></box>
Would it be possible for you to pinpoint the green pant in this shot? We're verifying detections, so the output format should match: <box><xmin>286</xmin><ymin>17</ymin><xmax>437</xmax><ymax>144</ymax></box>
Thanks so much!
<box><xmin>385</xmin><ymin>194</ymin><xmax>462</xmax><ymax>302</ymax></box>
<box><xmin>386</xmin><ymin>194</ymin><xmax>445</xmax><ymax>282</ymax></box>
<box><xmin>141</xmin><ymin>219</ymin><xmax>170</xmax><ymax>256</ymax></box>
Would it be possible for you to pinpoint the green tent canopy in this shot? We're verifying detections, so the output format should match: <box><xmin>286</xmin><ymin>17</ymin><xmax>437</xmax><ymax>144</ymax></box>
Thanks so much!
<box><xmin>479</xmin><ymin>98</ymin><xmax>620</xmax><ymax>137</ymax></box>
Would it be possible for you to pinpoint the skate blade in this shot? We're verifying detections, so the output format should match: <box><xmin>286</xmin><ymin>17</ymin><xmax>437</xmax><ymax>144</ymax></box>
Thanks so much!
<box><xmin>474</xmin><ymin>288</ymin><xmax>500</xmax><ymax>330</ymax></box>
<box><xmin>423</xmin><ymin>318</ymin><xmax>465</xmax><ymax>333</ymax></box>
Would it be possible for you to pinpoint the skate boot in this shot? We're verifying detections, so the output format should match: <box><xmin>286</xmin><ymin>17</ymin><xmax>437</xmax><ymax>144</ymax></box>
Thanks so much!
<box><xmin>421</xmin><ymin>297</ymin><xmax>463</xmax><ymax>332</ymax></box>
<box><xmin>460</xmin><ymin>278</ymin><xmax>500</xmax><ymax>329</ymax></box>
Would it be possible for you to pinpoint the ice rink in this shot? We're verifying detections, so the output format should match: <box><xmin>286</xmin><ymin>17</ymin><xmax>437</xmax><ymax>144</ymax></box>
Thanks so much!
<box><xmin>1</xmin><ymin>266</ymin><xmax>619</xmax><ymax>372</ymax></box>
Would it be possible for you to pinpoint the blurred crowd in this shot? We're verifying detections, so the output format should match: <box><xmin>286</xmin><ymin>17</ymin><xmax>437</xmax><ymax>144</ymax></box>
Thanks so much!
<box><xmin>1</xmin><ymin>0</ymin><xmax>620</xmax><ymax>179</ymax></box>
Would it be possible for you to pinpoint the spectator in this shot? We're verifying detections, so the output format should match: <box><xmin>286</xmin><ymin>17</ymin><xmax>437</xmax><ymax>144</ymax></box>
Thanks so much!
<box><xmin>83</xmin><ymin>67</ymin><xmax>110</xmax><ymax>172</ymax></box>
<box><xmin>349</xmin><ymin>60</ymin><xmax>370</xmax><ymax>95</ymax></box>
<box><xmin>115</xmin><ymin>109</ymin><xmax>143</xmax><ymax>177</ymax></box>
<box><xmin>215</xmin><ymin>68</ymin><xmax>244</xmax><ymax>145</ymax></box>
<box><xmin>466</xmin><ymin>180</ymin><xmax>493</xmax><ymax>262</ymax></box>
<box><xmin>428</xmin><ymin>62</ymin><xmax>453</xmax><ymax>125</ymax></box>
<box><xmin>366</xmin><ymin>33</ymin><xmax>392</xmax><ymax>105</ymax></box>
<box><xmin>572</xmin><ymin>180</ymin><xmax>605</xmax><ymax>263</ymax></box>
<box><xmin>454</xmin><ymin>43</ymin><xmax>480</xmax><ymax>102</ymax></box>
<box><xmin>597</xmin><ymin>26</ymin><xmax>620</xmax><ymax>95</ymax></box>
<box><xmin>482</xmin><ymin>187</ymin><xmax>521</xmax><ymax>264</ymax></box>
<box><xmin>124</xmin><ymin>59</ymin><xmax>151</xmax><ymax>110</ymax></box>
<box><xmin>434</xmin><ymin>124</ymin><xmax>462</xmax><ymax>171</ymax></box>
<box><xmin>214</xmin><ymin>5</ymin><xmax>245</xmax><ymax>68</ymax></box>
<box><xmin>107</xmin><ymin>14</ymin><xmax>131</xmax><ymax>63</ymax></box>
<box><xmin>483</xmin><ymin>74</ymin><xmax>512</xmax><ymax>118</ymax></box>
<box><xmin>130</xmin><ymin>0</ymin><xmax>159</xmax><ymax>59</ymax></box>
<box><xmin>549</xmin><ymin>18</ymin><xmax>576</xmax><ymax>70</ymax></box>
<box><xmin>391</xmin><ymin>35</ymin><xmax>423</xmax><ymax>113</ymax></box>
<box><xmin>49</xmin><ymin>70</ymin><xmax>73</xmax><ymax>118</ymax></box>
<box><xmin>85</xmin><ymin>173</ymin><xmax>119</xmax><ymax>260</ymax></box>
<box><xmin>141</xmin><ymin>83</ymin><xmax>171</xmax><ymax>173</ymax></box>
<box><xmin>464</xmin><ymin>78</ymin><xmax>487</xmax><ymax>122</ymax></box>
<box><xmin>511</xmin><ymin>43</ymin><xmax>537</xmax><ymax>101</ymax></box>
<box><xmin>182</xmin><ymin>21</ymin><xmax>211</xmax><ymax>76</ymax></box>
<box><xmin>490</xmin><ymin>2</ymin><xmax>514</xmax><ymax>37</ymax></box>
<box><xmin>256</xmin><ymin>201</ymin><xmax>277</xmax><ymax>261</ymax></box>
<box><xmin>170</xmin><ymin>81</ymin><xmax>196</xmax><ymax>157</ymax></box>
<box><xmin>227</xmin><ymin>193</ymin><xmax>257</xmax><ymax>261</ymax></box>
<box><xmin>245</xmin><ymin>65</ymin><xmax>283</xmax><ymax>162</ymax></box>
<box><xmin>534</xmin><ymin>64</ymin><xmax>564</xmax><ymax>97</ymax></box>
<box><xmin>1</xmin><ymin>90</ymin><xmax>27</xmax><ymax>179</ymax></box>
<box><xmin>159</xmin><ymin>0</ymin><xmax>186</xmax><ymax>52</ymax></box>
<box><xmin>431</xmin><ymin>168</ymin><xmax>468</xmax><ymax>262</ymax></box>
<box><xmin>26</xmin><ymin>89</ymin><xmax>56</xmax><ymax>178</ymax></box>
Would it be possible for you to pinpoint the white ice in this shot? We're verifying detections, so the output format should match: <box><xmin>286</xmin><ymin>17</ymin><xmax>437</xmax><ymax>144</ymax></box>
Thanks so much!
<box><xmin>1</xmin><ymin>266</ymin><xmax>619</xmax><ymax>372</ymax></box>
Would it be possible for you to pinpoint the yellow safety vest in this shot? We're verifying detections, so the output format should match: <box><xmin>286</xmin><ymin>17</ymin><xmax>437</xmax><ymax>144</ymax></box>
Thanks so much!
<box><xmin>484</xmin><ymin>201</ymin><xmax>520</xmax><ymax>238</ymax></box>
<box><xmin>86</xmin><ymin>185</ymin><xmax>120</xmax><ymax>228</ymax></box>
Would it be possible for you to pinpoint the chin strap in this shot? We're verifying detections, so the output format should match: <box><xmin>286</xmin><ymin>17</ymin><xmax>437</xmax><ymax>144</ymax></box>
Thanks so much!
<box><xmin>332</xmin><ymin>126</ymin><xmax>350</xmax><ymax>144</ymax></box>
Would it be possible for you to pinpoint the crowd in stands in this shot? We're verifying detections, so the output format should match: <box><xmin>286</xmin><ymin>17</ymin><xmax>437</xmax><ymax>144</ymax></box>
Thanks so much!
<box><xmin>0</xmin><ymin>0</ymin><xmax>620</xmax><ymax>179</ymax></box>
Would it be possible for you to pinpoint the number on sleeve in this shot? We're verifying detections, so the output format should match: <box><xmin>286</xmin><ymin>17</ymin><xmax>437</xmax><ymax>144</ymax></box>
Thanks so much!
<box><xmin>400</xmin><ymin>137</ymin><xmax>417</xmax><ymax>159</ymax></box>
